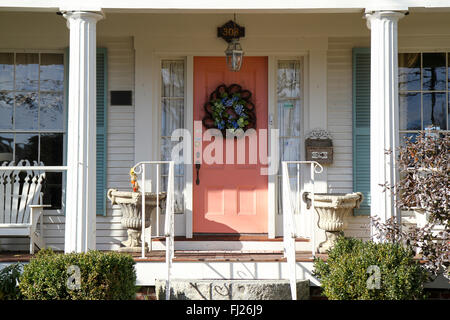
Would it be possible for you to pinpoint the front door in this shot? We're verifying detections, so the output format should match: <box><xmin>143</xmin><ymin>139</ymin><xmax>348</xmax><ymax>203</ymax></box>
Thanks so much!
<box><xmin>193</xmin><ymin>57</ymin><xmax>268</xmax><ymax>234</ymax></box>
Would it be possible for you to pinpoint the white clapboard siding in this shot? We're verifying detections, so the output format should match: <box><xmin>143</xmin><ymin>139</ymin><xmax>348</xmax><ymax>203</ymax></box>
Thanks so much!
<box><xmin>0</xmin><ymin>37</ymin><xmax>134</xmax><ymax>252</ymax></box>
<box><xmin>98</xmin><ymin>36</ymin><xmax>135</xmax><ymax>250</ymax></box>
<box><xmin>327</xmin><ymin>37</ymin><xmax>371</xmax><ymax>239</ymax></box>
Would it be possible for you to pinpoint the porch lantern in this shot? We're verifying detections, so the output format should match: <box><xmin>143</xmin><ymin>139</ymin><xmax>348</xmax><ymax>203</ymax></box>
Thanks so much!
<box><xmin>218</xmin><ymin>17</ymin><xmax>245</xmax><ymax>72</ymax></box>
<box><xmin>225</xmin><ymin>38</ymin><xmax>244</xmax><ymax>72</ymax></box>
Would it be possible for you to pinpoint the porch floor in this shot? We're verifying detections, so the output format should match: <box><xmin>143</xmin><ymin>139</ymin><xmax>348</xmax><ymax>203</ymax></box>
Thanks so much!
<box><xmin>0</xmin><ymin>250</ymin><xmax>326</xmax><ymax>263</ymax></box>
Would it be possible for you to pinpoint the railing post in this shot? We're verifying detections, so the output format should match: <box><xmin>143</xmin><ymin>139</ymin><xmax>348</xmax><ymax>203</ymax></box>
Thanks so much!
<box><xmin>141</xmin><ymin>165</ymin><xmax>146</xmax><ymax>259</ymax></box>
<box><xmin>310</xmin><ymin>164</ymin><xmax>316</xmax><ymax>258</ymax></box>
<box><xmin>165</xmin><ymin>161</ymin><xmax>175</xmax><ymax>300</ymax></box>
<box><xmin>156</xmin><ymin>164</ymin><xmax>160</xmax><ymax>237</ymax></box>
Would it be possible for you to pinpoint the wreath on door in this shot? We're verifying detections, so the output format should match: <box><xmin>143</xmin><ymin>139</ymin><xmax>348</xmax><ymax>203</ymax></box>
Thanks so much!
<box><xmin>202</xmin><ymin>84</ymin><xmax>256</xmax><ymax>136</ymax></box>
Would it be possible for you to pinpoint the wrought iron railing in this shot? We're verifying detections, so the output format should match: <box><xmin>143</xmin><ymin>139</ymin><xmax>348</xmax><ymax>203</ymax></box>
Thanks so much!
<box><xmin>281</xmin><ymin>160</ymin><xmax>323</xmax><ymax>300</ymax></box>
<box><xmin>131</xmin><ymin>161</ymin><xmax>175</xmax><ymax>300</ymax></box>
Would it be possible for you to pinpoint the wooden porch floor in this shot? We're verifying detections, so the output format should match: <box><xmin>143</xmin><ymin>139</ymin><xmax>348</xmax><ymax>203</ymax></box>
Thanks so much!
<box><xmin>0</xmin><ymin>250</ymin><xmax>327</xmax><ymax>263</ymax></box>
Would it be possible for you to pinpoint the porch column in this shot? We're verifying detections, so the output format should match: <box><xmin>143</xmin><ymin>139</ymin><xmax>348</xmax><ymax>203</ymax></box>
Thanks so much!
<box><xmin>364</xmin><ymin>11</ymin><xmax>405</xmax><ymax>227</ymax></box>
<box><xmin>63</xmin><ymin>11</ymin><xmax>104</xmax><ymax>253</ymax></box>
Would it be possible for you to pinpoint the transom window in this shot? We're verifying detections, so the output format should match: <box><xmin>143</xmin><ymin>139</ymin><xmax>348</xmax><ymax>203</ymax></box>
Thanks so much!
<box><xmin>0</xmin><ymin>52</ymin><xmax>65</xmax><ymax>209</ymax></box>
<box><xmin>398</xmin><ymin>52</ymin><xmax>449</xmax><ymax>142</ymax></box>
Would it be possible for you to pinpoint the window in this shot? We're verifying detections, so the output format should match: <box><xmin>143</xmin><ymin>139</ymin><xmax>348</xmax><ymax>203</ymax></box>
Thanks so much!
<box><xmin>0</xmin><ymin>52</ymin><xmax>65</xmax><ymax>209</ymax></box>
<box><xmin>398</xmin><ymin>52</ymin><xmax>449</xmax><ymax>143</ymax></box>
<box><xmin>160</xmin><ymin>60</ymin><xmax>185</xmax><ymax>213</ymax></box>
<box><xmin>276</xmin><ymin>60</ymin><xmax>302</xmax><ymax>215</ymax></box>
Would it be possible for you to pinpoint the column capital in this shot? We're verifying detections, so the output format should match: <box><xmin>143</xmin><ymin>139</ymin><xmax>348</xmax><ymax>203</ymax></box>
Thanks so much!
<box><xmin>364</xmin><ymin>11</ymin><xmax>406</xmax><ymax>30</ymax></box>
<box><xmin>62</xmin><ymin>10</ymin><xmax>104</xmax><ymax>27</ymax></box>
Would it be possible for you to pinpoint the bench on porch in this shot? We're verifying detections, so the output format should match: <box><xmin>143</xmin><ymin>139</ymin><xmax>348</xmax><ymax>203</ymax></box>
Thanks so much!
<box><xmin>0</xmin><ymin>160</ymin><xmax>50</xmax><ymax>254</ymax></box>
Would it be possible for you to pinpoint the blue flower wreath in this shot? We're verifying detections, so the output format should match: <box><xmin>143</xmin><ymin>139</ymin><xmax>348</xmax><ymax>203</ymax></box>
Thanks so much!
<box><xmin>202</xmin><ymin>84</ymin><xmax>256</xmax><ymax>136</ymax></box>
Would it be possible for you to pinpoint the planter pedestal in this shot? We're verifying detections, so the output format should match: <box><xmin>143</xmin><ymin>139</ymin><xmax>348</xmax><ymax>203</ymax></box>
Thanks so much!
<box><xmin>107</xmin><ymin>189</ymin><xmax>166</xmax><ymax>253</ymax></box>
<box><xmin>304</xmin><ymin>192</ymin><xmax>363</xmax><ymax>253</ymax></box>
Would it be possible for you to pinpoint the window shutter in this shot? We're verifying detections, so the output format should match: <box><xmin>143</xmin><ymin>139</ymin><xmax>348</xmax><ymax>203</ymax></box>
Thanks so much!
<box><xmin>65</xmin><ymin>48</ymin><xmax>108</xmax><ymax>216</ymax></box>
<box><xmin>352</xmin><ymin>48</ymin><xmax>371</xmax><ymax>215</ymax></box>
<box><xmin>96</xmin><ymin>48</ymin><xmax>108</xmax><ymax>216</ymax></box>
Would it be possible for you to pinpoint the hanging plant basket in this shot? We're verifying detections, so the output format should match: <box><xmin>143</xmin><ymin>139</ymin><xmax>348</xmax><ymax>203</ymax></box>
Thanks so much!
<box><xmin>202</xmin><ymin>84</ymin><xmax>256</xmax><ymax>137</ymax></box>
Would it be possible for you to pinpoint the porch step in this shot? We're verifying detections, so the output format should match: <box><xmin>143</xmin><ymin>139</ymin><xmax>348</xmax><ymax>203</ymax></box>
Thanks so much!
<box><xmin>154</xmin><ymin>278</ymin><xmax>310</xmax><ymax>300</ymax></box>
<box><xmin>150</xmin><ymin>235</ymin><xmax>312</xmax><ymax>252</ymax></box>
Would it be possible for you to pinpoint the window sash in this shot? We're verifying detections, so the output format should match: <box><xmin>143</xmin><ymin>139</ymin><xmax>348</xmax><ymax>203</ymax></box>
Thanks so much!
<box><xmin>160</xmin><ymin>59</ymin><xmax>186</xmax><ymax>214</ymax></box>
<box><xmin>398</xmin><ymin>52</ymin><xmax>450</xmax><ymax>138</ymax></box>
<box><xmin>275</xmin><ymin>59</ymin><xmax>302</xmax><ymax>215</ymax></box>
<box><xmin>0</xmin><ymin>50</ymin><xmax>67</xmax><ymax>210</ymax></box>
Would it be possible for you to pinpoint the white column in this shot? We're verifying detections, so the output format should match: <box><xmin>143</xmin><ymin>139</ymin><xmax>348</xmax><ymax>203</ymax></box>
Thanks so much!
<box><xmin>63</xmin><ymin>11</ymin><xmax>104</xmax><ymax>253</ymax></box>
<box><xmin>365</xmin><ymin>11</ymin><xmax>405</xmax><ymax>227</ymax></box>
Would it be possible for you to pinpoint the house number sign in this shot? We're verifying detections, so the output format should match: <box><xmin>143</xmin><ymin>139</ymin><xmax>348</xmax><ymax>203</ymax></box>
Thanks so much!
<box><xmin>217</xmin><ymin>20</ymin><xmax>245</xmax><ymax>42</ymax></box>
<box><xmin>305</xmin><ymin>129</ymin><xmax>333</xmax><ymax>165</ymax></box>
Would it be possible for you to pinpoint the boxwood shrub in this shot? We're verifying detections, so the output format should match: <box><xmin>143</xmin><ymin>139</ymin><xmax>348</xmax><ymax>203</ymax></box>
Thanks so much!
<box><xmin>313</xmin><ymin>237</ymin><xmax>428</xmax><ymax>300</ymax></box>
<box><xmin>19</xmin><ymin>249</ymin><xmax>137</xmax><ymax>300</ymax></box>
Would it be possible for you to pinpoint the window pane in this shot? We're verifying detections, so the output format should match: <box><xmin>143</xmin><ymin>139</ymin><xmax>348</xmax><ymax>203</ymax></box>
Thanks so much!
<box><xmin>39</xmin><ymin>92</ymin><xmax>64</xmax><ymax>130</ymax></box>
<box><xmin>0</xmin><ymin>91</ymin><xmax>14</xmax><ymax>130</ymax></box>
<box><xmin>40</xmin><ymin>53</ymin><xmax>64</xmax><ymax>92</ymax></box>
<box><xmin>277</xmin><ymin>61</ymin><xmax>301</xmax><ymax>98</ymax></box>
<box><xmin>278</xmin><ymin>137</ymin><xmax>301</xmax><ymax>175</ymax></box>
<box><xmin>0</xmin><ymin>134</ymin><xmax>14</xmax><ymax>162</ymax></box>
<box><xmin>160</xmin><ymin>60</ymin><xmax>185</xmax><ymax>214</ymax></box>
<box><xmin>398</xmin><ymin>53</ymin><xmax>421</xmax><ymax>91</ymax></box>
<box><xmin>277</xmin><ymin>60</ymin><xmax>302</xmax><ymax>215</ymax></box>
<box><xmin>42</xmin><ymin>172</ymin><xmax>62</xmax><ymax>209</ymax></box>
<box><xmin>422</xmin><ymin>53</ymin><xmax>446</xmax><ymax>91</ymax></box>
<box><xmin>278</xmin><ymin>99</ymin><xmax>301</xmax><ymax>137</ymax></box>
<box><xmin>40</xmin><ymin>133</ymin><xmax>63</xmax><ymax>166</ymax></box>
<box><xmin>161</xmin><ymin>61</ymin><xmax>184</xmax><ymax>97</ymax></box>
<box><xmin>15</xmin><ymin>133</ymin><xmax>38</xmax><ymax>162</ymax></box>
<box><xmin>15</xmin><ymin>53</ymin><xmax>39</xmax><ymax>91</ymax></box>
<box><xmin>161</xmin><ymin>98</ymin><xmax>184</xmax><ymax>135</ymax></box>
<box><xmin>399</xmin><ymin>92</ymin><xmax>421</xmax><ymax>130</ymax></box>
<box><xmin>277</xmin><ymin>175</ymin><xmax>300</xmax><ymax>216</ymax></box>
<box><xmin>0</xmin><ymin>53</ymin><xmax>14</xmax><ymax>91</ymax></box>
<box><xmin>423</xmin><ymin>92</ymin><xmax>447</xmax><ymax>130</ymax></box>
<box><xmin>15</xmin><ymin>92</ymin><xmax>38</xmax><ymax>129</ymax></box>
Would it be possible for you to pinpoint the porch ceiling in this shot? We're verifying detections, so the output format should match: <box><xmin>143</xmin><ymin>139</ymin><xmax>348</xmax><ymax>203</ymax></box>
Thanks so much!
<box><xmin>3</xmin><ymin>0</ymin><xmax>450</xmax><ymax>14</ymax></box>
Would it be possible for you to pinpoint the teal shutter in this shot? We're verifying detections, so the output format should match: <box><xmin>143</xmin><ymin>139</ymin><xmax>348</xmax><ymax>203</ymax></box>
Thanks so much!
<box><xmin>96</xmin><ymin>48</ymin><xmax>108</xmax><ymax>216</ymax></box>
<box><xmin>352</xmin><ymin>48</ymin><xmax>371</xmax><ymax>215</ymax></box>
<box><xmin>65</xmin><ymin>48</ymin><xmax>108</xmax><ymax>216</ymax></box>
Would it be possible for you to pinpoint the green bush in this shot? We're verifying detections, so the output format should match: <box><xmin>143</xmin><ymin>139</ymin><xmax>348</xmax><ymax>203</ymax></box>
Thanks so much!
<box><xmin>0</xmin><ymin>263</ymin><xmax>23</xmax><ymax>300</ymax></box>
<box><xmin>313</xmin><ymin>237</ymin><xmax>428</xmax><ymax>300</ymax></box>
<box><xmin>19</xmin><ymin>249</ymin><xmax>137</xmax><ymax>300</ymax></box>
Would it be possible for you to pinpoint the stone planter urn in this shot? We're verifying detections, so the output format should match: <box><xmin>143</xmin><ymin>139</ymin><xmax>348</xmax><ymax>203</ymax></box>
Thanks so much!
<box><xmin>107</xmin><ymin>189</ymin><xmax>167</xmax><ymax>252</ymax></box>
<box><xmin>303</xmin><ymin>192</ymin><xmax>364</xmax><ymax>253</ymax></box>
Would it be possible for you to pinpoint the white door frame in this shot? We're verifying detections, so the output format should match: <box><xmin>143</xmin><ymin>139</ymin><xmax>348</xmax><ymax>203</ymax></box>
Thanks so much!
<box><xmin>135</xmin><ymin>46</ymin><xmax>318</xmax><ymax>239</ymax></box>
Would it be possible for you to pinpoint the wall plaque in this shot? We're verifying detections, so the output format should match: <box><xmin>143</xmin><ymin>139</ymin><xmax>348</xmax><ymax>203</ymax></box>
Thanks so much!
<box><xmin>305</xmin><ymin>129</ymin><xmax>333</xmax><ymax>164</ymax></box>
<box><xmin>217</xmin><ymin>20</ymin><xmax>245</xmax><ymax>43</ymax></box>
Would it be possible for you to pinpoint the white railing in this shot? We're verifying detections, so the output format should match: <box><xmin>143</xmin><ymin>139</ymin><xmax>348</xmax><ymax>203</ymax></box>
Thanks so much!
<box><xmin>281</xmin><ymin>160</ymin><xmax>323</xmax><ymax>300</ymax></box>
<box><xmin>131</xmin><ymin>161</ymin><xmax>175</xmax><ymax>300</ymax></box>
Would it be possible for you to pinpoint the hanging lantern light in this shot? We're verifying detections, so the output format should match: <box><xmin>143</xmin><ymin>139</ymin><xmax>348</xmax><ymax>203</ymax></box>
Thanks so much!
<box><xmin>218</xmin><ymin>14</ymin><xmax>245</xmax><ymax>72</ymax></box>
<box><xmin>225</xmin><ymin>38</ymin><xmax>244</xmax><ymax>72</ymax></box>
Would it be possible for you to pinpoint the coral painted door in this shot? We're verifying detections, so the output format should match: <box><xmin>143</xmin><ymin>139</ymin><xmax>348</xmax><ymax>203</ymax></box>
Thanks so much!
<box><xmin>193</xmin><ymin>57</ymin><xmax>268</xmax><ymax>234</ymax></box>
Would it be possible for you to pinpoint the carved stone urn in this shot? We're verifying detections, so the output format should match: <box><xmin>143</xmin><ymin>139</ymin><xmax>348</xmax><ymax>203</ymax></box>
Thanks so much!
<box><xmin>107</xmin><ymin>189</ymin><xmax>167</xmax><ymax>252</ymax></box>
<box><xmin>303</xmin><ymin>192</ymin><xmax>364</xmax><ymax>253</ymax></box>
